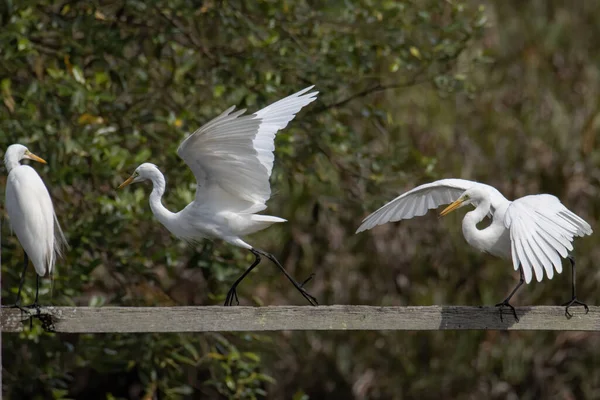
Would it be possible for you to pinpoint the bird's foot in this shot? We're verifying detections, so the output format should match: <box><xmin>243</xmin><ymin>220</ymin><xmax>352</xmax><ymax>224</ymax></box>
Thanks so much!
<box><xmin>495</xmin><ymin>300</ymin><xmax>519</xmax><ymax>323</ymax></box>
<box><xmin>25</xmin><ymin>301</ymin><xmax>42</xmax><ymax>314</ymax></box>
<box><xmin>294</xmin><ymin>273</ymin><xmax>318</xmax><ymax>306</ymax></box>
<box><xmin>224</xmin><ymin>287</ymin><xmax>240</xmax><ymax>307</ymax></box>
<box><xmin>24</xmin><ymin>303</ymin><xmax>42</xmax><ymax>330</ymax></box>
<box><xmin>24</xmin><ymin>302</ymin><xmax>55</xmax><ymax>331</ymax></box>
<box><xmin>1</xmin><ymin>302</ymin><xmax>38</xmax><ymax>329</ymax></box>
<box><xmin>297</xmin><ymin>285</ymin><xmax>319</xmax><ymax>306</ymax></box>
<box><xmin>561</xmin><ymin>297</ymin><xmax>589</xmax><ymax>319</ymax></box>
<box><xmin>1</xmin><ymin>302</ymin><xmax>29</xmax><ymax>313</ymax></box>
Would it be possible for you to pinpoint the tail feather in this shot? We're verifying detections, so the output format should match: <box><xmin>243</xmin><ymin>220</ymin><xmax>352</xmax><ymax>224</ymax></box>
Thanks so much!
<box><xmin>234</xmin><ymin>214</ymin><xmax>286</xmax><ymax>236</ymax></box>
<box><xmin>251</xmin><ymin>215</ymin><xmax>287</xmax><ymax>224</ymax></box>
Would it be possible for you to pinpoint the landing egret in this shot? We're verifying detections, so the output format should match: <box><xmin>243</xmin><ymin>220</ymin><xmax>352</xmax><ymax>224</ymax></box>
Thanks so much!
<box><xmin>356</xmin><ymin>179</ymin><xmax>592</xmax><ymax>321</ymax></box>
<box><xmin>3</xmin><ymin>144</ymin><xmax>67</xmax><ymax>309</ymax></box>
<box><xmin>119</xmin><ymin>86</ymin><xmax>318</xmax><ymax>306</ymax></box>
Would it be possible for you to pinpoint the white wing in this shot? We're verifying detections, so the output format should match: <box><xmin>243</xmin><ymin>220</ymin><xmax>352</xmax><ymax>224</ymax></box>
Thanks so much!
<box><xmin>177</xmin><ymin>86</ymin><xmax>318</xmax><ymax>212</ymax></box>
<box><xmin>505</xmin><ymin>194</ymin><xmax>592</xmax><ymax>283</ymax></box>
<box><xmin>5</xmin><ymin>166</ymin><xmax>66</xmax><ymax>276</ymax></box>
<box><xmin>356</xmin><ymin>179</ymin><xmax>505</xmax><ymax>233</ymax></box>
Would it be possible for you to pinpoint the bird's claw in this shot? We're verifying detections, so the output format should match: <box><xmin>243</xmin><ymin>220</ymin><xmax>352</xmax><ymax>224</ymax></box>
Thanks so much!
<box><xmin>25</xmin><ymin>302</ymin><xmax>42</xmax><ymax>314</ymax></box>
<box><xmin>1</xmin><ymin>302</ymin><xmax>29</xmax><ymax>313</ymax></box>
<box><xmin>293</xmin><ymin>274</ymin><xmax>318</xmax><ymax>306</ymax></box>
<box><xmin>23</xmin><ymin>303</ymin><xmax>53</xmax><ymax>331</ymax></box>
<box><xmin>561</xmin><ymin>297</ymin><xmax>589</xmax><ymax>319</ymax></box>
<box><xmin>297</xmin><ymin>285</ymin><xmax>318</xmax><ymax>306</ymax></box>
<box><xmin>223</xmin><ymin>272</ymin><xmax>318</xmax><ymax>307</ymax></box>
<box><xmin>25</xmin><ymin>303</ymin><xmax>42</xmax><ymax>329</ymax></box>
<box><xmin>495</xmin><ymin>300</ymin><xmax>519</xmax><ymax>322</ymax></box>
<box><xmin>1</xmin><ymin>302</ymin><xmax>39</xmax><ymax>329</ymax></box>
<box><xmin>224</xmin><ymin>287</ymin><xmax>240</xmax><ymax>306</ymax></box>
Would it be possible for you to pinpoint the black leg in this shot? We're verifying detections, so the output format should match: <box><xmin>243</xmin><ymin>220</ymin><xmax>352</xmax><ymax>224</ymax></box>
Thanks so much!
<box><xmin>561</xmin><ymin>255</ymin><xmax>588</xmax><ymax>318</ymax></box>
<box><xmin>2</xmin><ymin>253</ymin><xmax>29</xmax><ymax>311</ymax></box>
<box><xmin>26</xmin><ymin>275</ymin><xmax>42</xmax><ymax>310</ymax></box>
<box><xmin>35</xmin><ymin>274</ymin><xmax>40</xmax><ymax>304</ymax></box>
<box><xmin>495</xmin><ymin>265</ymin><xmax>525</xmax><ymax>322</ymax></box>
<box><xmin>224</xmin><ymin>252</ymin><xmax>262</xmax><ymax>306</ymax></box>
<box><xmin>253</xmin><ymin>248</ymin><xmax>318</xmax><ymax>306</ymax></box>
<box><xmin>15</xmin><ymin>253</ymin><xmax>29</xmax><ymax>305</ymax></box>
<box><xmin>23</xmin><ymin>275</ymin><xmax>42</xmax><ymax>327</ymax></box>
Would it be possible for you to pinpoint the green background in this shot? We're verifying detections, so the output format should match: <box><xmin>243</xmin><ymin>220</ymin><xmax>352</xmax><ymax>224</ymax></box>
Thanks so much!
<box><xmin>1</xmin><ymin>0</ymin><xmax>599</xmax><ymax>398</ymax></box>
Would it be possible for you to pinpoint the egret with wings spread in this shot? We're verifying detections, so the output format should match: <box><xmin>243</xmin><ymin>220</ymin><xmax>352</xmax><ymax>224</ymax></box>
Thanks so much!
<box><xmin>356</xmin><ymin>179</ymin><xmax>592</xmax><ymax>321</ymax></box>
<box><xmin>119</xmin><ymin>86</ymin><xmax>318</xmax><ymax>306</ymax></box>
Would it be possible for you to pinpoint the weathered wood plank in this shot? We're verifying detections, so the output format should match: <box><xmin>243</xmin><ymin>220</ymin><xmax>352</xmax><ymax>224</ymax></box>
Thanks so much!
<box><xmin>0</xmin><ymin>305</ymin><xmax>596</xmax><ymax>333</ymax></box>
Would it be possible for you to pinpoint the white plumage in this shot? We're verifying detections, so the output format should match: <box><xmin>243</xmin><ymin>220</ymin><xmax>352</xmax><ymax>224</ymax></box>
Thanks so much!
<box><xmin>357</xmin><ymin>178</ymin><xmax>592</xmax><ymax>320</ymax></box>
<box><xmin>120</xmin><ymin>86</ymin><xmax>319</xmax><ymax>306</ymax></box>
<box><xmin>4</xmin><ymin>144</ymin><xmax>66</xmax><ymax>306</ymax></box>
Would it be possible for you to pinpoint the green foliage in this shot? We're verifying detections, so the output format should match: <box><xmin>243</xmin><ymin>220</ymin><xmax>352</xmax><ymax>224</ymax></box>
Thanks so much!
<box><xmin>3</xmin><ymin>0</ymin><xmax>599</xmax><ymax>399</ymax></box>
<box><xmin>204</xmin><ymin>334</ymin><xmax>275</xmax><ymax>399</ymax></box>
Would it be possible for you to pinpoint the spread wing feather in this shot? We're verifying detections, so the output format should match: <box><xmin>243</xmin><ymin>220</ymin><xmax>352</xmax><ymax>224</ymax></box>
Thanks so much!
<box><xmin>505</xmin><ymin>194</ymin><xmax>592</xmax><ymax>283</ymax></box>
<box><xmin>356</xmin><ymin>179</ymin><xmax>505</xmax><ymax>233</ymax></box>
<box><xmin>177</xmin><ymin>86</ymin><xmax>318</xmax><ymax>212</ymax></box>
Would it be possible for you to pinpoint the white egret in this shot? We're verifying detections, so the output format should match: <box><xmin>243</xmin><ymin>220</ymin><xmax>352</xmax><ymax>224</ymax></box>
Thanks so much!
<box><xmin>119</xmin><ymin>86</ymin><xmax>318</xmax><ymax>306</ymax></box>
<box><xmin>356</xmin><ymin>179</ymin><xmax>592</xmax><ymax>321</ymax></box>
<box><xmin>3</xmin><ymin>144</ymin><xmax>67</xmax><ymax>310</ymax></box>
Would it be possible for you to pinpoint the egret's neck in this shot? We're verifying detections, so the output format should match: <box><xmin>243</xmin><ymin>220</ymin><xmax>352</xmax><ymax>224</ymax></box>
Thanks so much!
<box><xmin>148</xmin><ymin>170</ymin><xmax>176</xmax><ymax>228</ymax></box>
<box><xmin>464</xmin><ymin>199</ymin><xmax>490</xmax><ymax>226</ymax></box>
<box><xmin>4</xmin><ymin>154</ymin><xmax>20</xmax><ymax>172</ymax></box>
<box><xmin>461</xmin><ymin>199</ymin><xmax>492</xmax><ymax>250</ymax></box>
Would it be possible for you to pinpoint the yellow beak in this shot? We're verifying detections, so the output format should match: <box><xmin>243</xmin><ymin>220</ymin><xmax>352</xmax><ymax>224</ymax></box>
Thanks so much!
<box><xmin>439</xmin><ymin>198</ymin><xmax>465</xmax><ymax>217</ymax></box>
<box><xmin>118</xmin><ymin>175</ymin><xmax>135</xmax><ymax>189</ymax></box>
<box><xmin>26</xmin><ymin>151</ymin><xmax>47</xmax><ymax>164</ymax></box>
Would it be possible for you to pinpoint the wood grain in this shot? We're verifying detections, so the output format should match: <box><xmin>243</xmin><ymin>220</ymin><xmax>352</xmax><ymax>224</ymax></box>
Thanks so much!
<box><xmin>1</xmin><ymin>305</ymin><xmax>596</xmax><ymax>333</ymax></box>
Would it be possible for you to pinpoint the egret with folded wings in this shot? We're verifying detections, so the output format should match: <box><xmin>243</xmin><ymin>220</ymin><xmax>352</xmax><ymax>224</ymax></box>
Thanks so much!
<box><xmin>356</xmin><ymin>179</ymin><xmax>592</xmax><ymax>321</ymax></box>
<box><xmin>119</xmin><ymin>86</ymin><xmax>318</xmax><ymax>306</ymax></box>
<box><xmin>3</xmin><ymin>144</ymin><xmax>67</xmax><ymax>310</ymax></box>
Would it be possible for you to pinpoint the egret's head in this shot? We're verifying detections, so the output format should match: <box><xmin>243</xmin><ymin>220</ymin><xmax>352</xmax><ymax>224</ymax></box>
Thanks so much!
<box><xmin>439</xmin><ymin>188</ymin><xmax>485</xmax><ymax>217</ymax></box>
<box><xmin>4</xmin><ymin>144</ymin><xmax>47</xmax><ymax>171</ymax></box>
<box><xmin>118</xmin><ymin>163</ymin><xmax>159</xmax><ymax>189</ymax></box>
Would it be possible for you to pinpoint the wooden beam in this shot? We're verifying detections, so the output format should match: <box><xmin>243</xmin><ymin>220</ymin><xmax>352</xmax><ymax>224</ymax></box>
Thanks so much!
<box><xmin>1</xmin><ymin>305</ymin><xmax>597</xmax><ymax>333</ymax></box>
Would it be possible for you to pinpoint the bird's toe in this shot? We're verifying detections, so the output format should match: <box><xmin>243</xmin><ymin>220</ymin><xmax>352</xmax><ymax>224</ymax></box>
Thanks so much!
<box><xmin>495</xmin><ymin>301</ymin><xmax>519</xmax><ymax>323</ymax></box>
